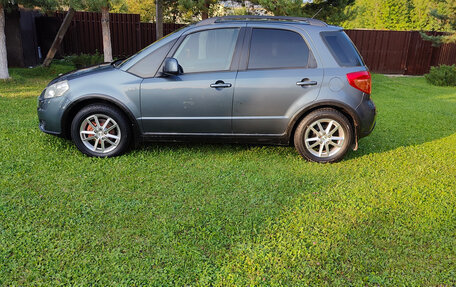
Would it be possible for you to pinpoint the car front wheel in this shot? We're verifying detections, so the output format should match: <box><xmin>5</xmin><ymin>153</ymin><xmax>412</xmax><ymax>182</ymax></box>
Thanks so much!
<box><xmin>71</xmin><ymin>104</ymin><xmax>131</xmax><ymax>157</ymax></box>
<box><xmin>294</xmin><ymin>108</ymin><xmax>353</xmax><ymax>163</ymax></box>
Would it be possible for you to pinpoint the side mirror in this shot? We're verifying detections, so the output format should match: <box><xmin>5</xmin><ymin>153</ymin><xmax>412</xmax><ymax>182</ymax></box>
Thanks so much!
<box><xmin>163</xmin><ymin>58</ymin><xmax>182</xmax><ymax>76</ymax></box>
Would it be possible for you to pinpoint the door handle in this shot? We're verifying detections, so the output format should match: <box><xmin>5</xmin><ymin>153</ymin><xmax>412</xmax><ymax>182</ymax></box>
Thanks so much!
<box><xmin>296</xmin><ymin>79</ymin><xmax>318</xmax><ymax>87</ymax></box>
<box><xmin>210</xmin><ymin>81</ymin><xmax>232</xmax><ymax>89</ymax></box>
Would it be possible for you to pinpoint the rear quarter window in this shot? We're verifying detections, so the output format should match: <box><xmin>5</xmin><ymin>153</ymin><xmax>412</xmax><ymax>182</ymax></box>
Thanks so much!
<box><xmin>321</xmin><ymin>31</ymin><xmax>364</xmax><ymax>67</ymax></box>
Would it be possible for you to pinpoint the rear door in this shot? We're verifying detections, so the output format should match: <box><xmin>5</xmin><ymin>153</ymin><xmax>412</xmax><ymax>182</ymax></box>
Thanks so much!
<box><xmin>233</xmin><ymin>26</ymin><xmax>323</xmax><ymax>135</ymax></box>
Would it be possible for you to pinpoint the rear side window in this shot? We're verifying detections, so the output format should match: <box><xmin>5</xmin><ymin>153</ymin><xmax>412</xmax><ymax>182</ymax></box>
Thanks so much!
<box><xmin>248</xmin><ymin>28</ymin><xmax>317</xmax><ymax>69</ymax></box>
<box><xmin>321</xmin><ymin>31</ymin><xmax>363</xmax><ymax>67</ymax></box>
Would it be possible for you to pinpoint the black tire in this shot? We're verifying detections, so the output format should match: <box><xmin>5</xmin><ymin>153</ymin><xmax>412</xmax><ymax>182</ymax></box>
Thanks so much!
<box><xmin>294</xmin><ymin>108</ymin><xmax>353</xmax><ymax>163</ymax></box>
<box><xmin>71</xmin><ymin>104</ymin><xmax>131</xmax><ymax>157</ymax></box>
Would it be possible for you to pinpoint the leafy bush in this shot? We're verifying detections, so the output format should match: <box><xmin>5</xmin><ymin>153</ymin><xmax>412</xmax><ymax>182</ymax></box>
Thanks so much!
<box><xmin>64</xmin><ymin>52</ymin><xmax>105</xmax><ymax>69</ymax></box>
<box><xmin>425</xmin><ymin>65</ymin><xmax>456</xmax><ymax>86</ymax></box>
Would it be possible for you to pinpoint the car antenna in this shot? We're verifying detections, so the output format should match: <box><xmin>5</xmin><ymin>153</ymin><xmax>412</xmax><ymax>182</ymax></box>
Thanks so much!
<box><xmin>311</xmin><ymin>7</ymin><xmax>323</xmax><ymax>19</ymax></box>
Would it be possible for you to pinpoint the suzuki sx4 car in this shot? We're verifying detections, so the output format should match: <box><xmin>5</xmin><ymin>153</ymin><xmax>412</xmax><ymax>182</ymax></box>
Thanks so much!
<box><xmin>38</xmin><ymin>16</ymin><xmax>376</xmax><ymax>163</ymax></box>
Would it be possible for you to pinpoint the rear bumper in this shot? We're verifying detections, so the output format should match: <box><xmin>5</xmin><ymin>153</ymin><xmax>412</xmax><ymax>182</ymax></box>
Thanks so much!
<box><xmin>356</xmin><ymin>94</ymin><xmax>377</xmax><ymax>138</ymax></box>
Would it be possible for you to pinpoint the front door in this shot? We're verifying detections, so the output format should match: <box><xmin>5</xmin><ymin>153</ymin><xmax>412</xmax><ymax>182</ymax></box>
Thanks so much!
<box><xmin>140</xmin><ymin>28</ymin><xmax>241</xmax><ymax>134</ymax></box>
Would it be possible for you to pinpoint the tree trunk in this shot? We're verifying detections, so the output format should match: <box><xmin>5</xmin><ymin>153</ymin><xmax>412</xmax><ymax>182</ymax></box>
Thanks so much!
<box><xmin>202</xmin><ymin>1</ymin><xmax>209</xmax><ymax>20</ymax></box>
<box><xmin>101</xmin><ymin>6</ymin><xmax>113</xmax><ymax>63</ymax></box>
<box><xmin>0</xmin><ymin>4</ymin><xmax>10</xmax><ymax>79</ymax></box>
<box><xmin>42</xmin><ymin>8</ymin><xmax>75</xmax><ymax>67</ymax></box>
<box><xmin>155</xmin><ymin>0</ymin><xmax>163</xmax><ymax>40</ymax></box>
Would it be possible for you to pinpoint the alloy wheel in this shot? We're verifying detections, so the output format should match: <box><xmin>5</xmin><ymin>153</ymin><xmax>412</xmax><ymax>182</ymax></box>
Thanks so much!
<box><xmin>79</xmin><ymin>114</ymin><xmax>122</xmax><ymax>154</ymax></box>
<box><xmin>304</xmin><ymin>118</ymin><xmax>345</xmax><ymax>158</ymax></box>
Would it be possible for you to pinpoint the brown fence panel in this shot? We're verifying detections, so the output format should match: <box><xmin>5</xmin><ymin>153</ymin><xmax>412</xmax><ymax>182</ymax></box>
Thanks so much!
<box><xmin>405</xmin><ymin>31</ymin><xmax>435</xmax><ymax>75</ymax></box>
<box><xmin>346</xmin><ymin>29</ymin><xmax>410</xmax><ymax>74</ymax></box>
<box><xmin>140</xmin><ymin>23</ymin><xmax>155</xmax><ymax>48</ymax></box>
<box><xmin>56</xmin><ymin>11</ymin><xmax>144</xmax><ymax>58</ymax></box>
<box><xmin>54</xmin><ymin>12</ymin><xmax>185</xmax><ymax>57</ymax></box>
<box><xmin>109</xmin><ymin>13</ymin><xmax>141</xmax><ymax>57</ymax></box>
<box><xmin>57</xmin><ymin>11</ymin><xmax>103</xmax><ymax>56</ymax></box>
<box><xmin>429</xmin><ymin>34</ymin><xmax>456</xmax><ymax>67</ymax></box>
<box><xmin>346</xmin><ymin>29</ymin><xmax>456</xmax><ymax>75</ymax></box>
<box><xmin>37</xmin><ymin>12</ymin><xmax>456</xmax><ymax>74</ymax></box>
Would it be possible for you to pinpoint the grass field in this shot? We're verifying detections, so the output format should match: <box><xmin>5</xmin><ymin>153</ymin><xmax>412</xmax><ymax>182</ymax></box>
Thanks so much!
<box><xmin>0</xmin><ymin>64</ymin><xmax>455</xmax><ymax>286</ymax></box>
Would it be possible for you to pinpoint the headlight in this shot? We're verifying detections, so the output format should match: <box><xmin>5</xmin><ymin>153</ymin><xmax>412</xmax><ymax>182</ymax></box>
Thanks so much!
<box><xmin>44</xmin><ymin>80</ymin><xmax>69</xmax><ymax>99</ymax></box>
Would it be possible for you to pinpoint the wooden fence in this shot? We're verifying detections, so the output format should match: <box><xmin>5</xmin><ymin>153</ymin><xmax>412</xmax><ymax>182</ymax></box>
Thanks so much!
<box><xmin>35</xmin><ymin>11</ymin><xmax>185</xmax><ymax>59</ymax></box>
<box><xmin>345</xmin><ymin>29</ymin><xmax>456</xmax><ymax>75</ymax></box>
<box><xmin>35</xmin><ymin>11</ymin><xmax>456</xmax><ymax>75</ymax></box>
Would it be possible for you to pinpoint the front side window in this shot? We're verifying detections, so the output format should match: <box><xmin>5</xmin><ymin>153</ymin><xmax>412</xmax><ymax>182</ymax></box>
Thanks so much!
<box><xmin>173</xmin><ymin>28</ymin><xmax>240</xmax><ymax>73</ymax></box>
<box><xmin>248</xmin><ymin>28</ymin><xmax>316</xmax><ymax>70</ymax></box>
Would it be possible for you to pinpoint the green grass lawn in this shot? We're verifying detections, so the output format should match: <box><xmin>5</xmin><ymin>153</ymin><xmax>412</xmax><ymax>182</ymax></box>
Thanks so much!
<box><xmin>0</xmin><ymin>64</ymin><xmax>455</xmax><ymax>286</ymax></box>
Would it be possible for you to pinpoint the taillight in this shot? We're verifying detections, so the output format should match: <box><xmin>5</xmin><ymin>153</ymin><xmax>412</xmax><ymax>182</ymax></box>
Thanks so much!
<box><xmin>347</xmin><ymin>71</ymin><xmax>371</xmax><ymax>94</ymax></box>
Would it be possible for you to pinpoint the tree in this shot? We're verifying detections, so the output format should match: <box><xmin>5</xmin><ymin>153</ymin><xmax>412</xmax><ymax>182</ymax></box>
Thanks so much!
<box><xmin>156</xmin><ymin>0</ymin><xmax>163</xmax><ymax>39</ymax></box>
<box><xmin>115</xmin><ymin>0</ymin><xmax>155</xmax><ymax>22</ymax></box>
<box><xmin>343</xmin><ymin>0</ymin><xmax>414</xmax><ymax>30</ymax></box>
<box><xmin>342</xmin><ymin>0</ymin><xmax>448</xmax><ymax>31</ymax></box>
<box><xmin>300</xmin><ymin>0</ymin><xmax>354</xmax><ymax>24</ymax></box>
<box><xmin>100</xmin><ymin>5</ymin><xmax>112</xmax><ymax>62</ymax></box>
<box><xmin>421</xmin><ymin>0</ymin><xmax>456</xmax><ymax>45</ymax></box>
<box><xmin>178</xmin><ymin>0</ymin><xmax>217</xmax><ymax>20</ymax></box>
<box><xmin>80</xmin><ymin>0</ymin><xmax>126</xmax><ymax>62</ymax></box>
<box><xmin>0</xmin><ymin>1</ymin><xmax>8</xmax><ymax>79</ymax></box>
<box><xmin>228</xmin><ymin>0</ymin><xmax>353</xmax><ymax>25</ymax></box>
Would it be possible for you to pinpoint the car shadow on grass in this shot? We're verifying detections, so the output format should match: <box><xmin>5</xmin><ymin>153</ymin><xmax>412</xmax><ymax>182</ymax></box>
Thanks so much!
<box><xmin>132</xmin><ymin>77</ymin><xmax>456</xmax><ymax>161</ymax></box>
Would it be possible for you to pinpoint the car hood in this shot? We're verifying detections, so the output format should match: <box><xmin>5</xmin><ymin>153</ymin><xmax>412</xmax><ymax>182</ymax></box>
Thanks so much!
<box><xmin>48</xmin><ymin>63</ymin><xmax>115</xmax><ymax>85</ymax></box>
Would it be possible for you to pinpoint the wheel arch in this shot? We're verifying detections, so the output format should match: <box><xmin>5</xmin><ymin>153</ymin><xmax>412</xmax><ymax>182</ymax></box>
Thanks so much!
<box><xmin>61</xmin><ymin>95</ymin><xmax>141</xmax><ymax>144</ymax></box>
<box><xmin>287</xmin><ymin>101</ymin><xmax>360</xmax><ymax>150</ymax></box>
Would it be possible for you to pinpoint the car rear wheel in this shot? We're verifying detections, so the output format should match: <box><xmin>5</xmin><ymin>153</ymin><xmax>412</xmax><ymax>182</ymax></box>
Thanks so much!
<box><xmin>71</xmin><ymin>104</ymin><xmax>131</xmax><ymax>157</ymax></box>
<box><xmin>294</xmin><ymin>108</ymin><xmax>353</xmax><ymax>163</ymax></box>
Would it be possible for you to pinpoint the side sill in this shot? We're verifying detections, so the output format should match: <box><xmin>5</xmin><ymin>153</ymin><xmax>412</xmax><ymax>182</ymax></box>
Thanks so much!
<box><xmin>141</xmin><ymin>132</ymin><xmax>290</xmax><ymax>145</ymax></box>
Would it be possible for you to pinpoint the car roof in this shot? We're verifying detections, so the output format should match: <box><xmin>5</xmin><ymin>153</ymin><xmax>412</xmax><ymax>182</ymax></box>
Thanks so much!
<box><xmin>195</xmin><ymin>15</ymin><xmax>328</xmax><ymax>27</ymax></box>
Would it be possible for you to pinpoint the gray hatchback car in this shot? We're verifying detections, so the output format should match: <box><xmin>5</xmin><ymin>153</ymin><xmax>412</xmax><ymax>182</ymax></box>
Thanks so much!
<box><xmin>37</xmin><ymin>15</ymin><xmax>376</xmax><ymax>163</ymax></box>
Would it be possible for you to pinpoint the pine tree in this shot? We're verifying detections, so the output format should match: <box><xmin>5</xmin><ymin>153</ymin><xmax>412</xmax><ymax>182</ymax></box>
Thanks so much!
<box><xmin>421</xmin><ymin>0</ymin><xmax>456</xmax><ymax>45</ymax></box>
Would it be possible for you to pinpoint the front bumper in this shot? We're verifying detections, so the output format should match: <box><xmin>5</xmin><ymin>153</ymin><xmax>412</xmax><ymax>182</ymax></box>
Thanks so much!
<box><xmin>356</xmin><ymin>93</ymin><xmax>377</xmax><ymax>138</ymax></box>
<box><xmin>37</xmin><ymin>93</ymin><xmax>68</xmax><ymax>136</ymax></box>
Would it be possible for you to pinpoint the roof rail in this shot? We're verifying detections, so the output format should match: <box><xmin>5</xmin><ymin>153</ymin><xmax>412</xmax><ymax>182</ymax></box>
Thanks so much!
<box><xmin>195</xmin><ymin>15</ymin><xmax>327</xmax><ymax>27</ymax></box>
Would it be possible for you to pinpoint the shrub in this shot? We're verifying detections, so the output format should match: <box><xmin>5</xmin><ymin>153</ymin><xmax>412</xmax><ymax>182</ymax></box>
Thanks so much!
<box><xmin>64</xmin><ymin>52</ymin><xmax>105</xmax><ymax>69</ymax></box>
<box><xmin>425</xmin><ymin>65</ymin><xmax>456</xmax><ymax>86</ymax></box>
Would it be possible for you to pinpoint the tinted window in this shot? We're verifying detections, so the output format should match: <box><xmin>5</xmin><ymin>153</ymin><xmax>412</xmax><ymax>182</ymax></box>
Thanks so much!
<box><xmin>321</xmin><ymin>31</ymin><xmax>363</xmax><ymax>67</ymax></box>
<box><xmin>128</xmin><ymin>40</ymin><xmax>176</xmax><ymax>78</ymax></box>
<box><xmin>173</xmin><ymin>28</ymin><xmax>240</xmax><ymax>73</ymax></box>
<box><xmin>248</xmin><ymin>29</ymin><xmax>316</xmax><ymax>69</ymax></box>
